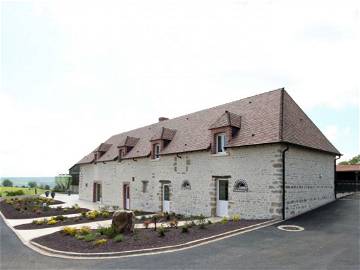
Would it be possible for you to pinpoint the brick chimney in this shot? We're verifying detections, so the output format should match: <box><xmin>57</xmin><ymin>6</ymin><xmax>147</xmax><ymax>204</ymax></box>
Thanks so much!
<box><xmin>158</xmin><ymin>117</ymin><xmax>169</xmax><ymax>122</ymax></box>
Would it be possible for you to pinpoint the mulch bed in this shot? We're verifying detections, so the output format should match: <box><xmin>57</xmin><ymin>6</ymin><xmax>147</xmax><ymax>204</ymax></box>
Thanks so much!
<box><xmin>14</xmin><ymin>215</ymin><xmax>112</xmax><ymax>230</ymax></box>
<box><xmin>32</xmin><ymin>220</ymin><xmax>268</xmax><ymax>253</ymax></box>
<box><xmin>0</xmin><ymin>201</ymin><xmax>88</xmax><ymax>219</ymax></box>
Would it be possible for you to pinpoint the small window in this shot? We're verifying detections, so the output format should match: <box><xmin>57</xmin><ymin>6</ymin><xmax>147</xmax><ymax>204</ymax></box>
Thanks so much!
<box><xmin>118</xmin><ymin>149</ymin><xmax>124</xmax><ymax>161</ymax></box>
<box><xmin>181</xmin><ymin>180</ymin><xmax>191</xmax><ymax>190</ymax></box>
<box><xmin>216</xmin><ymin>133</ymin><xmax>226</xmax><ymax>153</ymax></box>
<box><xmin>233</xmin><ymin>180</ymin><xmax>248</xmax><ymax>192</ymax></box>
<box><xmin>142</xmin><ymin>181</ymin><xmax>148</xmax><ymax>193</ymax></box>
<box><xmin>154</xmin><ymin>143</ymin><xmax>161</xmax><ymax>159</ymax></box>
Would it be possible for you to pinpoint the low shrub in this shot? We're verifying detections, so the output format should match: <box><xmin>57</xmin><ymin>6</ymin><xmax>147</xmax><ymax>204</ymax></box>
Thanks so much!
<box><xmin>63</xmin><ymin>226</ymin><xmax>77</xmax><ymax>236</ymax></box>
<box><xmin>100</xmin><ymin>211</ymin><xmax>111</xmax><ymax>218</ymax></box>
<box><xmin>75</xmin><ymin>234</ymin><xmax>85</xmax><ymax>240</ymax></box>
<box><xmin>84</xmin><ymin>233</ymin><xmax>97</xmax><ymax>242</ymax></box>
<box><xmin>94</xmin><ymin>239</ymin><xmax>107</xmax><ymax>246</ymax></box>
<box><xmin>86</xmin><ymin>210</ymin><xmax>99</xmax><ymax>220</ymax></box>
<box><xmin>158</xmin><ymin>225</ymin><xmax>167</xmax><ymax>237</ymax></box>
<box><xmin>113</xmin><ymin>234</ymin><xmax>124</xmax><ymax>242</ymax></box>
<box><xmin>47</xmin><ymin>219</ymin><xmax>57</xmax><ymax>225</ymax></box>
<box><xmin>97</xmin><ymin>225</ymin><xmax>116</xmax><ymax>238</ymax></box>
<box><xmin>207</xmin><ymin>220</ymin><xmax>212</xmax><ymax>225</ymax></box>
<box><xmin>198</xmin><ymin>214</ymin><xmax>206</xmax><ymax>229</ymax></box>
<box><xmin>221</xmin><ymin>217</ymin><xmax>228</xmax><ymax>224</ymax></box>
<box><xmin>78</xmin><ymin>226</ymin><xmax>91</xmax><ymax>235</ymax></box>
<box><xmin>231</xmin><ymin>215</ymin><xmax>240</xmax><ymax>222</ymax></box>
<box><xmin>5</xmin><ymin>190</ymin><xmax>25</xmax><ymax>196</ymax></box>
<box><xmin>54</xmin><ymin>215</ymin><xmax>67</xmax><ymax>221</ymax></box>
<box><xmin>33</xmin><ymin>219</ymin><xmax>46</xmax><ymax>225</ymax></box>
<box><xmin>181</xmin><ymin>225</ymin><xmax>189</xmax><ymax>233</ymax></box>
<box><xmin>72</xmin><ymin>203</ymin><xmax>80</xmax><ymax>209</ymax></box>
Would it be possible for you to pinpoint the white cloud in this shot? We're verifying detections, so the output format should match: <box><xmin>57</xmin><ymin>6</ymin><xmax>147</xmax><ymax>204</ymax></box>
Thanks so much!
<box><xmin>1</xmin><ymin>0</ymin><xmax>359</xmax><ymax>175</ymax></box>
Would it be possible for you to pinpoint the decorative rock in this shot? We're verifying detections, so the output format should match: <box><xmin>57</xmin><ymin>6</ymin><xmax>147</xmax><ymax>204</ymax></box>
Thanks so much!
<box><xmin>112</xmin><ymin>211</ymin><xmax>135</xmax><ymax>233</ymax></box>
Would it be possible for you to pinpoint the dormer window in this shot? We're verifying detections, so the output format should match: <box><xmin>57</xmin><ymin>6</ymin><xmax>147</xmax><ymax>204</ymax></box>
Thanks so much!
<box><xmin>209</xmin><ymin>111</ymin><xmax>241</xmax><ymax>154</ymax></box>
<box><xmin>216</xmin><ymin>133</ymin><xmax>226</xmax><ymax>153</ymax></box>
<box><xmin>118</xmin><ymin>148</ymin><xmax>125</xmax><ymax>161</ymax></box>
<box><xmin>150</xmin><ymin>127</ymin><xmax>176</xmax><ymax>159</ymax></box>
<box><xmin>154</xmin><ymin>143</ymin><xmax>161</xmax><ymax>159</ymax></box>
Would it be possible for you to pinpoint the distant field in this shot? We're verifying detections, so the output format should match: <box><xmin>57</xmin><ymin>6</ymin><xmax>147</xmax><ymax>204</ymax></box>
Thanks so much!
<box><xmin>0</xmin><ymin>187</ymin><xmax>46</xmax><ymax>197</ymax></box>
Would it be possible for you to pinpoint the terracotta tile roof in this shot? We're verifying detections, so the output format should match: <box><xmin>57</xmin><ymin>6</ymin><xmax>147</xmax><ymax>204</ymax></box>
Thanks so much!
<box><xmin>118</xmin><ymin>136</ymin><xmax>140</xmax><ymax>147</ymax></box>
<box><xmin>209</xmin><ymin>111</ymin><xmax>241</xmax><ymax>129</ymax></box>
<box><xmin>94</xmin><ymin>143</ymin><xmax>112</xmax><ymax>152</ymax></box>
<box><xmin>76</xmin><ymin>88</ymin><xmax>340</xmax><ymax>165</ymax></box>
<box><xmin>336</xmin><ymin>164</ymin><xmax>360</xmax><ymax>172</ymax></box>
<box><xmin>150</xmin><ymin>127</ymin><xmax>177</xmax><ymax>141</ymax></box>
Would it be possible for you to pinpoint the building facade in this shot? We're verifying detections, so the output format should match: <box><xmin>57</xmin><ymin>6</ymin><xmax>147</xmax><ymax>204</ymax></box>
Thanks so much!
<box><xmin>75</xmin><ymin>89</ymin><xmax>340</xmax><ymax>219</ymax></box>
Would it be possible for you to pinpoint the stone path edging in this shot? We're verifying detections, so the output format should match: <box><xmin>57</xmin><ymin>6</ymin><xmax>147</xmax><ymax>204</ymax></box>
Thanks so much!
<box><xmin>28</xmin><ymin>219</ymin><xmax>281</xmax><ymax>259</ymax></box>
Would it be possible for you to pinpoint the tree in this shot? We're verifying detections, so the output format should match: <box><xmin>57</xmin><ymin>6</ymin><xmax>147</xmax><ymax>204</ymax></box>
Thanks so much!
<box><xmin>28</xmin><ymin>181</ymin><xmax>37</xmax><ymax>188</ymax></box>
<box><xmin>338</xmin><ymin>154</ymin><xmax>360</xmax><ymax>165</ymax></box>
<box><xmin>2</xmin><ymin>179</ymin><xmax>13</xmax><ymax>187</ymax></box>
<box><xmin>44</xmin><ymin>184</ymin><xmax>50</xmax><ymax>190</ymax></box>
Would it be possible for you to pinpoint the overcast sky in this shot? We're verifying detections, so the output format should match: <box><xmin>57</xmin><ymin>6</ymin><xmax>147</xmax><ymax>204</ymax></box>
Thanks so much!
<box><xmin>1</xmin><ymin>0</ymin><xmax>359</xmax><ymax>176</ymax></box>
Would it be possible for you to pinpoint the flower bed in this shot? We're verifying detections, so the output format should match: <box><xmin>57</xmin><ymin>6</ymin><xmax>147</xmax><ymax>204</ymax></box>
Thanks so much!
<box><xmin>0</xmin><ymin>197</ymin><xmax>88</xmax><ymax>219</ymax></box>
<box><xmin>14</xmin><ymin>210</ymin><xmax>114</xmax><ymax>229</ymax></box>
<box><xmin>32</xmin><ymin>218</ymin><xmax>268</xmax><ymax>253</ymax></box>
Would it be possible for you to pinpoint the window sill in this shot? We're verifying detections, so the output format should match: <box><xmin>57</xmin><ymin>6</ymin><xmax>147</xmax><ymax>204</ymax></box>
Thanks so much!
<box><xmin>211</xmin><ymin>152</ymin><xmax>229</xmax><ymax>157</ymax></box>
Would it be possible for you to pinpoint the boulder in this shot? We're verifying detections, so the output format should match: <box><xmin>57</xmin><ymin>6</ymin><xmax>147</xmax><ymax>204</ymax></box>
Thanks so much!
<box><xmin>112</xmin><ymin>210</ymin><xmax>135</xmax><ymax>233</ymax></box>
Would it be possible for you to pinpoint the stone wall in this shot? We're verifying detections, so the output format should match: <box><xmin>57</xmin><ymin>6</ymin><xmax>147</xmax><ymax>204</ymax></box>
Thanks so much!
<box><xmin>284</xmin><ymin>145</ymin><xmax>335</xmax><ymax>218</ymax></box>
<box><xmin>78</xmin><ymin>143</ymin><xmax>335</xmax><ymax>219</ymax></box>
<box><xmin>79</xmin><ymin>144</ymin><xmax>284</xmax><ymax>219</ymax></box>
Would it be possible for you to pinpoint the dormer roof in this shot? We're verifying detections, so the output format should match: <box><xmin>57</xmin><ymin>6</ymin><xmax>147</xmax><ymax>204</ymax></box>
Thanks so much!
<box><xmin>209</xmin><ymin>110</ymin><xmax>241</xmax><ymax>130</ymax></box>
<box><xmin>150</xmin><ymin>127</ymin><xmax>177</xmax><ymax>141</ymax></box>
<box><xmin>118</xmin><ymin>136</ymin><xmax>140</xmax><ymax>148</ymax></box>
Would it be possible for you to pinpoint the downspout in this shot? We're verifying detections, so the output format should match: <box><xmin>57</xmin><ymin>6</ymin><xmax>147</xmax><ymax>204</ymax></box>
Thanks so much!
<box><xmin>282</xmin><ymin>145</ymin><xmax>289</xmax><ymax>220</ymax></box>
<box><xmin>334</xmin><ymin>155</ymin><xmax>341</xmax><ymax>199</ymax></box>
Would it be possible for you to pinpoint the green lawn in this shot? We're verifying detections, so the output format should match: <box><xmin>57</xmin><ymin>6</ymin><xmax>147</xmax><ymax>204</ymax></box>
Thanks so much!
<box><xmin>0</xmin><ymin>187</ymin><xmax>47</xmax><ymax>197</ymax></box>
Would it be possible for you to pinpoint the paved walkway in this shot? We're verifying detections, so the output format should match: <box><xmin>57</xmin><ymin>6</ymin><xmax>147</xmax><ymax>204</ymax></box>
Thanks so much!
<box><xmin>1</xmin><ymin>193</ymin><xmax>358</xmax><ymax>269</ymax></box>
<box><xmin>42</xmin><ymin>193</ymin><xmax>101</xmax><ymax>210</ymax></box>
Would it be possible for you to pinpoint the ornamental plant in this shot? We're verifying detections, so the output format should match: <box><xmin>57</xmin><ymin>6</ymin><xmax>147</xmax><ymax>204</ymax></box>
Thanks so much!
<box><xmin>221</xmin><ymin>217</ymin><xmax>228</xmax><ymax>224</ymax></box>
<box><xmin>181</xmin><ymin>224</ymin><xmax>189</xmax><ymax>233</ymax></box>
<box><xmin>94</xmin><ymin>239</ymin><xmax>107</xmax><ymax>246</ymax></box>
<box><xmin>63</xmin><ymin>226</ymin><xmax>77</xmax><ymax>236</ymax></box>
<box><xmin>84</xmin><ymin>233</ymin><xmax>97</xmax><ymax>242</ymax></box>
<box><xmin>78</xmin><ymin>226</ymin><xmax>91</xmax><ymax>235</ymax></box>
<box><xmin>231</xmin><ymin>215</ymin><xmax>240</xmax><ymax>222</ymax></box>
<box><xmin>47</xmin><ymin>219</ymin><xmax>57</xmax><ymax>225</ymax></box>
<box><xmin>113</xmin><ymin>234</ymin><xmax>124</xmax><ymax>242</ymax></box>
<box><xmin>158</xmin><ymin>225</ymin><xmax>167</xmax><ymax>237</ymax></box>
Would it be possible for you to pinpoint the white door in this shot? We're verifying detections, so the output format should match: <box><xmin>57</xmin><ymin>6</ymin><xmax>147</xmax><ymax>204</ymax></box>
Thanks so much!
<box><xmin>125</xmin><ymin>185</ymin><xmax>130</xmax><ymax>209</ymax></box>
<box><xmin>163</xmin><ymin>184</ymin><xmax>170</xmax><ymax>212</ymax></box>
<box><xmin>216</xmin><ymin>180</ymin><xmax>229</xmax><ymax>217</ymax></box>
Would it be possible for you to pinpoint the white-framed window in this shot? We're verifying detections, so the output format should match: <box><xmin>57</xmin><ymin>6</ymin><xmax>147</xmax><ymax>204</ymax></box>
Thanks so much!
<box><xmin>216</xmin><ymin>133</ymin><xmax>226</xmax><ymax>153</ymax></box>
<box><xmin>154</xmin><ymin>143</ymin><xmax>161</xmax><ymax>159</ymax></box>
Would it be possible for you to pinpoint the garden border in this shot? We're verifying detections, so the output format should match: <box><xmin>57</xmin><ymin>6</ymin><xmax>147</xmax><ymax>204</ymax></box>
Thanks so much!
<box><xmin>1</xmin><ymin>206</ymin><xmax>281</xmax><ymax>260</ymax></box>
<box><xmin>28</xmin><ymin>219</ymin><xmax>281</xmax><ymax>259</ymax></box>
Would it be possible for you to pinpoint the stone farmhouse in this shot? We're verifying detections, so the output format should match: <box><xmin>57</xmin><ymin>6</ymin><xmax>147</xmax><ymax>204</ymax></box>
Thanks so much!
<box><xmin>74</xmin><ymin>89</ymin><xmax>340</xmax><ymax>219</ymax></box>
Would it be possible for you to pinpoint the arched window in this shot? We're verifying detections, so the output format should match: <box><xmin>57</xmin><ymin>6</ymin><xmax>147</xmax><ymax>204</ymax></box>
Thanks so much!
<box><xmin>233</xmin><ymin>180</ymin><xmax>248</xmax><ymax>192</ymax></box>
<box><xmin>181</xmin><ymin>180</ymin><xmax>191</xmax><ymax>190</ymax></box>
